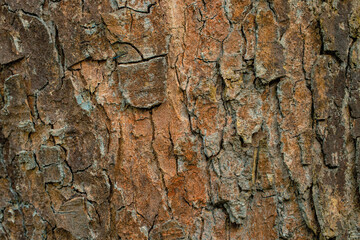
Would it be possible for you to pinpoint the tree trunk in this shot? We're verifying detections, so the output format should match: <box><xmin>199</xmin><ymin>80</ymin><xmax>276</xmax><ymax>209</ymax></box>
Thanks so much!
<box><xmin>0</xmin><ymin>0</ymin><xmax>359</xmax><ymax>239</ymax></box>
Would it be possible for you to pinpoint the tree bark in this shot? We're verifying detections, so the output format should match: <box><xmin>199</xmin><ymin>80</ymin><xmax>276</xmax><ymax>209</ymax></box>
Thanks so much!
<box><xmin>0</xmin><ymin>0</ymin><xmax>359</xmax><ymax>239</ymax></box>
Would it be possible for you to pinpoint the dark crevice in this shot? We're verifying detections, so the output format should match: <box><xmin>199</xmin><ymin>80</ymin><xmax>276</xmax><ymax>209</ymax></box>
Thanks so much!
<box><xmin>117</xmin><ymin>54</ymin><xmax>167</xmax><ymax>65</ymax></box>
<box><xmin>317</xmin><ymin>20</ymin><xmax>343</xmax><ymax>64</ymax></box>
<box><xmin>54</xmin><ymin>24</ymin><xmax>66</xmax><ymax>72</ymax></box>
<box><xmin>121</xmin><ymin>3</ymin><xmax>156</xmax><ymax>14</ymax></box>
<box><xmin>112</xmin><ymin>41</ymin><xmax>144</xmax><ymax>59</ymax></box>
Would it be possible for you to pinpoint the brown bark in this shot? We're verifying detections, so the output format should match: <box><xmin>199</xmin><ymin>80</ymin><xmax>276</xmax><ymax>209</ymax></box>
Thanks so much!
<box><xmin>0</xmin><ymin>0</ymin><xmax>360</xmax><ymax>239</ymax></box>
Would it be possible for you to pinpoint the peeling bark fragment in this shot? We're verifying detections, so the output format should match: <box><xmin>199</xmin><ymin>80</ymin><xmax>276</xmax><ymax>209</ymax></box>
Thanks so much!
<box><xmin>102</xmin><ymin>4</ymin><xmax>168</xmax><ymax>59</ymax></box>
<box><xmin>65</xmin><ymin>129</ymin><xmax>101</xmax><ymax>172</ymax></box>
<box><xmin>254</xmin><ymin>2</ymin><xmax>285</xmax><ymax>82</ymax></box>
<box><xmin>298</xmin><ymin>131</ymin><xmax>314</xmax><ymax>166</ymax></box>
<box><xmin>73</xmin><ymin>171</ymin><xmax>110</xmax><ymax>204</ymax></box>
<box><xmin>38</xmin><ymin>145</ymin><xmax>61</xmax><ymax>167</ymax></box>
<box><xmin>1</xmin><ymin>74</ymin><xmax>34</xmax><ymax>139</ymax></box>
<box><xmin>311</xmin><ymin>55</ymin><xmax>340</xmax><ymax>120</ymax></box>
<box><xmin>149</xmin><ymin>220</ymin><xmax>186</xmax><ymax>240</ymax></box>
<box><xmin>220</xmin><ymin>27</ymin><xmax>246</xmax><ymax>85</ymax></box>
<box><xmin>0</xmin><ymin>29</ymin><xmax>24</xmax><ymax>65</ymax></box>
<box><xmin>51</xmin><ymin>1</ymin><xmax>114</xmax><ymax>67</ymax></box>
<box><xmin>55</xmin><ymin>197</ymin><xmax>92</xmax><ymax>239</ymax></box>
<box><xmin>233</xmin><ymin>91</ymin><xmax>263</xmax><ymax>144</ymax></box>
<box><xmin>4</xmin><ymin>0</ymin><xmax>43</xmax><ymax>15</ymax></box>
<box><xmin>118</xmin><ymin>57</ymin><xmax>167</xmax><ymax>108</ymax></box>
<box><xmin>17</xmin><ymin>151</ymin><xmax>36</xmax><ymax>170</ymax></box>
<box><xmin>319</xmin><ymin>1</ymin><xmax>351</xmax><ymax>62</ymax></box>
<box><xmin>18</xmin><ymin>13</ymin><xmax>59</xmax><ymax>92</ymax></box>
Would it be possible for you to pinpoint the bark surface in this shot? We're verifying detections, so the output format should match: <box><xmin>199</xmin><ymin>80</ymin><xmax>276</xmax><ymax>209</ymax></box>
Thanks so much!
<box><xmin>0</xmin><ymin>0</ymin><xmax>360</xmax><ymax>239</ymax></box>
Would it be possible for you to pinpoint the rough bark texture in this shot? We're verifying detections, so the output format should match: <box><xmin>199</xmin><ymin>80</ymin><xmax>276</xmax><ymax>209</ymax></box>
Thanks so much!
<box><xmin>0</xmin><ymin>0</ymin><xmax>360</xmax><ymax>239</ymax></box>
